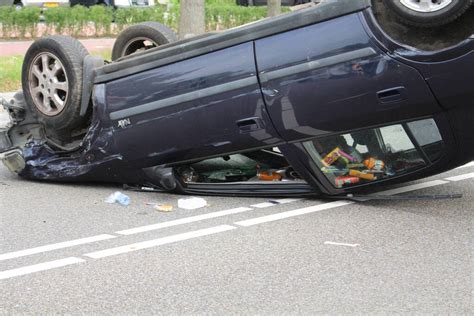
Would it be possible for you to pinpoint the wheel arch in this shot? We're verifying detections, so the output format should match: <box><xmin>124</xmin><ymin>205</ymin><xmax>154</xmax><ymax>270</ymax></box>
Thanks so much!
<box><xmin>359</xmin><ymin>9</ymin><xmax>474</xmax><ymax>63</ymax></box>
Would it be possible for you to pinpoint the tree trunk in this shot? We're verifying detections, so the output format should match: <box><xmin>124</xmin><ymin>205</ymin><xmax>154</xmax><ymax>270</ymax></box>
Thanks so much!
<box><xmin>179</xmin><ymin>0</ymin><xmax>205</xmax><ymax>40</ymax></box>
<box><xmin>267</xmin><ymin>0</ymin><xmax>281</xmax><ymax>17</ymax></box>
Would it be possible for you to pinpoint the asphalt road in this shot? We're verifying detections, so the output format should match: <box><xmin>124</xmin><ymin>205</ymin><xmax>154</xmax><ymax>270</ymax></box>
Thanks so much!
<box><xmin>2</xmin><ymin>8</ymin><xmax>473</xmax><ymax>313</ymax></box>
<box><xmin>1</xmin><ymin>149</ymin><xmax>473</xmax><ymax>313</ymax></box>
<box><xmin>1</xmin><ymin>92</ymin><xmax>473</xmax><ymax>313</ymax></box>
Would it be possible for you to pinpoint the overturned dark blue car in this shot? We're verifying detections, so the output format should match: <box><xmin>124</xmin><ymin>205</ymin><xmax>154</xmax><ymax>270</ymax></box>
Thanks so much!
<box><xmin>1</xmin><ymin>0</ymin><xmax>473</xmax><ymax>197</ymax></box>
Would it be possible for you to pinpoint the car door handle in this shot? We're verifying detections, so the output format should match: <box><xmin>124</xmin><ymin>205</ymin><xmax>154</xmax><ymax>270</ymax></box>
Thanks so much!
<box><xmin>236</xmin><ymin>117</ymin><xmax>263</xmax><ymax>133</ymax></box>
<box><xmin>377</xmin><ymin>86</ymin><xmax>407</xmax><ymax>103</ymax></box>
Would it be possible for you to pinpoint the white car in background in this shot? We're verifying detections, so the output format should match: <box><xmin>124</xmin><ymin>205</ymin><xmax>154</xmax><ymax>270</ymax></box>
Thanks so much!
<box><xmin>114</xmin><ymin>0</ymin><xmax>155</xmax><ymax>7</ymax></box>
<box><xmin>70</xmin><ymin>0</ymin><xmax>156</xmax><ymax>7</ymax></box>
<box><xmin>0</xmin><ymin>0</ymin><xmax>68</xmax><ymax>9</ymax></box>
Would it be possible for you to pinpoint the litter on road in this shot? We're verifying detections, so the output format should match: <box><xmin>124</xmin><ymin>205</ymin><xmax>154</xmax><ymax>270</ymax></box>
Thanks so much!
<box><xmin>105</xmin><ymin>191</ymin><xmax>131</xmax><ymax>206</ymax></box>
<box><xmin>153</xmin><ymin>204</ymin><xmax>173</xmax><ymax>212</ymax></box>
<box><xmin>178</xmin><ymin>197</ymin><xmax>208</xmax><ymax>210</ymax></box>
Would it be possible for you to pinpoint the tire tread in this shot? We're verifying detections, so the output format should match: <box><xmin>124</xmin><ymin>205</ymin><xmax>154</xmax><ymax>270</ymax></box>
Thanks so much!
<box><xmin>383</xmin><ymin>0</ymin><xmax>472</xmax><ymax>27</ymax></box>
<box><xmin>22</xmin><ymin>35</ymin><xmax>89</xmax><ymax>138</ymax></box>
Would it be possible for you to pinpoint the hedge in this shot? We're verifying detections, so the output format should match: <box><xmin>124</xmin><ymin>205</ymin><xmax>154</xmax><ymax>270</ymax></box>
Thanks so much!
<box><xmin>0</xmin><ymin>4</ymin><xmax>274</xmax><ymax>39</ymax></box>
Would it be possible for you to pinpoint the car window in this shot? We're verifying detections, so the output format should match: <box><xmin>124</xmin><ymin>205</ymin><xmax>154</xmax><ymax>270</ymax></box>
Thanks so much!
<box><xmin>302</xmin><ymin>119</ymin><xmax>443</xmax><ymax>189</ymax></box>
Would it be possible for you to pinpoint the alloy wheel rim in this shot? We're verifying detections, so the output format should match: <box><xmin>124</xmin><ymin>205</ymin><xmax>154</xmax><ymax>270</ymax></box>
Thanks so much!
<box><xmin>399</xmin><ymin>0</ymin><xmax>453</xmax><ymax>13</ymax></box>
<box><xmin>28</xmin><ymin>52</ymin><xmax>69</xmax><ymax>117</ymax></box>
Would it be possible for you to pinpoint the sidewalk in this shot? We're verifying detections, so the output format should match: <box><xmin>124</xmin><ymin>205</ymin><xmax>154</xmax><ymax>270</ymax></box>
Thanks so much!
<box><xmin>0</xmin><ymin>38</ymin><xmax>115</xmax><ymax>56</ymax></box>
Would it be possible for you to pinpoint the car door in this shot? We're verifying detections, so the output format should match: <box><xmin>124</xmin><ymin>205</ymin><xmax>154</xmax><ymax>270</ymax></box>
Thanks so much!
<box><xmin>105</xmin><ymin>42</ymin><xmax>282</xmax><ymax>166</ymax></box>
<box><xmin>254</xmin><ymin>13</ymin><xmax>441</xmax><ymax>142</ymax></box>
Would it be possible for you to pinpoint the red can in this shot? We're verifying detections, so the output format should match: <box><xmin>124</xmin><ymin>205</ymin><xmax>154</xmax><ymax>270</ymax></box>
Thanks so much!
<box><xmin>334</xmin><ymin>176</ymin><xmax>359</xmax><ymax>188</ymax></box>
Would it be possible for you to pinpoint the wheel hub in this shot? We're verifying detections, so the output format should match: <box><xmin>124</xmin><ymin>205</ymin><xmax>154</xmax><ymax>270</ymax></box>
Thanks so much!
<box><xmin>28</xmin><ymin>52</ymin><xmax>69</xmax><ymax>117</ymax></box>
<box><xmin>399</xmin><ymin>0</ymin><xmax>453</xmax><ymax>13</ymax></box>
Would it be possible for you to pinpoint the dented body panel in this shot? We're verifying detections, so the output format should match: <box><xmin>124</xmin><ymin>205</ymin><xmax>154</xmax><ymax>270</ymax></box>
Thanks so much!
<box><xmin>1</xmin><ymin>0</ymin><xmax>473</xmax><ymax>196</ymax></box>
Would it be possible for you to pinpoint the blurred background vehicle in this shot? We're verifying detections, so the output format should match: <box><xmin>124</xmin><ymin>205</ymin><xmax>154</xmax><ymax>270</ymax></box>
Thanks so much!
<box><xmin>0</xmin><ymin>0</ymin><xmax>68</xmax><ymax>9</ymax></box>
<box><xmin>69</xmin><ymin>0</ymin><xmax>154</xmax><ymax>7</ymax></box>
<box><xmin>0</xmin><ymin>0</ymin><xmax>155</xmax><ymax>9</ymax></box>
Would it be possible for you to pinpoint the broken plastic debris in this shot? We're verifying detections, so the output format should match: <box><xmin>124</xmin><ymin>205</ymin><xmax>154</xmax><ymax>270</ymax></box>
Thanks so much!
<box><xmin>154</xmin><ymin>204</ymin><xmax>173</xmax><ymax>212</ymax></box>
<box><xmin>177</xmin><ymin>197</ymin><xmax>208</xmax><ymax>210</ymax></box>
<box><xmin>105</xmin><ymin>191</ymin><xmax>130</xmax><ymax>206</ymax></box>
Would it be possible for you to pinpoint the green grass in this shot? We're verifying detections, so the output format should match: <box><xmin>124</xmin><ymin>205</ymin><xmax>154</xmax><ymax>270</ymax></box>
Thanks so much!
<box><xmin>92</xmin><ymin>49</ymin><xmax>112</xmax><ymax>61</ymax></box>
<box><xmin>169</xmin><ymin>0</ymin><xmax>238</xmax><ymax>5</ymax></box>
<box><xmin>205</xmin><ymin>0</ymin><xmax>238</xmax><ymax>5</ymax></box>
<box><xmin>0</xmin><ymin>55</ymin><xmax>23</xmax><ymax>93</ymax></box>
<box><xmin>0</xmin><ymin>50</ymin><xmax>112</xmax><ymax>93</ymax></box>
<box><xmin>0</xmin><ymin>3</ymin><xmax>272</xmax><ymax>39</ymax></box>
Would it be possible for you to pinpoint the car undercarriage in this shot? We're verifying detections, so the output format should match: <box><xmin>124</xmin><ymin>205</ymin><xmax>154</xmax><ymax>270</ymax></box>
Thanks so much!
<box><xmin>0</xmin><ymin>0</ymin><xmax>473</xmax><ymax>197</ymax></box>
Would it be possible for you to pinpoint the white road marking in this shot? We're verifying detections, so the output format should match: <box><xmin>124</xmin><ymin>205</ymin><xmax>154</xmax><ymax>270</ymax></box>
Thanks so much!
<box><xmin>235</xmin><ymin>201</ymin><xmax>352</xmax><ymax>227</ymax></box>
<box><xmin>376</xmin><ymin>180</ymin><xmax>448</xmax><ymax>195</ymax></box>
<box><xmin>455</xmin><ymin>161</ymin><xmax>474</xmax><ymax>169</ymax></box>
<box><xmin>116</xmin><ymin>207</ymin><xmax>252</xmax><ymax>235</ymax></box>
<box><xmin>0</xmin><ymin>257</ymin><xmax>85</xmax><ymax>280</ymax></box>
<box><xmin>324</xmin><ymin>241</ymin><xmax>360</xmax><ymax>247</ymax></box>
<box><xmin>0</xmin><ymin>234</ymin><xmax>116</xmax><ymax>261</ymax></box>
<box><xmin>85</xmin><ymin>225</ymin><xmax>236</xmax><ymax>259</ymax></box>
<box><xmin>270</xmin><ymin>198</ymin><xmax>301</xmax><ymax>204</ymax></box>
<box><xmin>235</xmin><ymin>179</ymin><xmax>452</xmax><ymax>227</ymax></box>
<box><xmin>251</xmin><ymin>202</ymin><xmax>276</xmax><ymax>208</ymax></box>
<box><xmin>445</xmin><ymin>172</ymin><xmax>474</xmax><ymax>182</ymax></box>
<box><xmin>251</xmin><ymin>198</ymin><xmax>301</xmax><ymax>208</ymax></box>
<box><xmin>2</xmin><ymin>171</ymin><xmax>473</xmax><ymax>277</ymax></box>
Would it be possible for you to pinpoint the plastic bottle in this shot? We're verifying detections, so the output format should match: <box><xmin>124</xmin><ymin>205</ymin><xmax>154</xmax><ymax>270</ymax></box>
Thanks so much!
<box><xmin>105</xmin><ymin>191</ymin><xmax>131</xmax><ymax>206</ymax></box>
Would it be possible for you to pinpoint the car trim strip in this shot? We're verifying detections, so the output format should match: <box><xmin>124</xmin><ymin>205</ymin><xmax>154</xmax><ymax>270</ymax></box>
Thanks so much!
<box><xmin>259</xmin><ymin>47</ymin><xmax>377</xmax><ymax>83</ymax></box>
<box><xmin>109</xmin><ymin>76</ymin><xmax>258</xmax><ymax>120</ymax></box>
<box><xmin>109</xmin><ymin>48</ymin><xmax>376</xmax><ymax>121</ymax></box>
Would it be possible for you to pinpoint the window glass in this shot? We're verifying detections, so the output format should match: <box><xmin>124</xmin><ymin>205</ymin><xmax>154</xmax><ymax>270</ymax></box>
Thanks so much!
<box><xmin>407</xmin><ymin>119</ymin><xmax>444</xmax><ymax>162</ymax></box>
<box><xmin>380</xmin><ymin>124</ymin><xmax>414</xmax><ymax>152</ymax></box>
<box><xmin>303</xmin><ymin>122</ymin><xmax>436</xmax><ymax>189</ymax></box>
<box><xmin>407</xmin><ymin>119</ymin><xmax>442</xmax><ymax>146</ymax></box>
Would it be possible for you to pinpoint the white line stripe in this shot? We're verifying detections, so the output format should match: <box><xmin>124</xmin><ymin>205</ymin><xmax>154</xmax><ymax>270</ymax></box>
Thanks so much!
<box><xmin>235</xmin><ymin>201</ymin><xmax>352</xmax><ymax>227</ymax></box>
<box><xmin>235</xmin><ymin>179</ymin><xmax>451</xmax><ymax>227</ymax></box>
<box><xmin>270</xmin><ymin>198</ymin><xmax>301</xmax><ymax>204</ymax></box>
<box><xmin>0</xmin><ymin>257</ymin><xmax>84</xmax><ymax>280</ymax></box>
<box><xmin>251</xmin><ymin>198</ymin><xmax>301</xmax><ymax>209</ymax></box>
<box><xmin>116</xmin><ymin>207</ymin><xmax>252</xmax><ymax>235</ymax></box>
<box><xmin>85</xmin><ymin>225</ymin><xmax>236</xmax><ymax>259</ymax></box>
<box><xmin>376</xmin><ymin>180</ymin><xmax>448</xmax><ymax>196</ymax></box>
<box><xmin>324</xmin><ymin>241</ymin><xmax>360</xmax><ymax>247</ymax></box>
<box><xmin>0</xmin><ymin>234</ymin><xmax>116</xmax><ymax>261</ymax></box>
<box><xmin>445</xmin><ymin>172</ymin><xmax>474</xmax><ymax>182</ymax></box>
<box><xmin>251</xmin><ymin>202</ymin><xmax>277</xmax><ymax>208</ymax></box>
<box><xmin>455</xmin><ymin>161</ymin><xmax>474</xmax><ymax>169</ymax></box>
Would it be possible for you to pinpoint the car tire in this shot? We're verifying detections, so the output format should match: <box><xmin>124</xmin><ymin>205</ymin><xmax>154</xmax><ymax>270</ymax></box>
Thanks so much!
<box><xmin>22</xmin><ymin>35</ymin><xmax>89</xmax><ymax>138</ymax></box>
<box><xmin>111</xmin><ymin>22</ymin><xmax>178</xmax><ymax>60</ymax></box>
<box><xmin>13</xmin><ymin>1</ymin><xmax>23</xmax><ymax>10</ymax></box>
<box><xmin>383</xmin><ymin>0</ymin><xmax>472</xmax><ymax>27</ymax></box>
